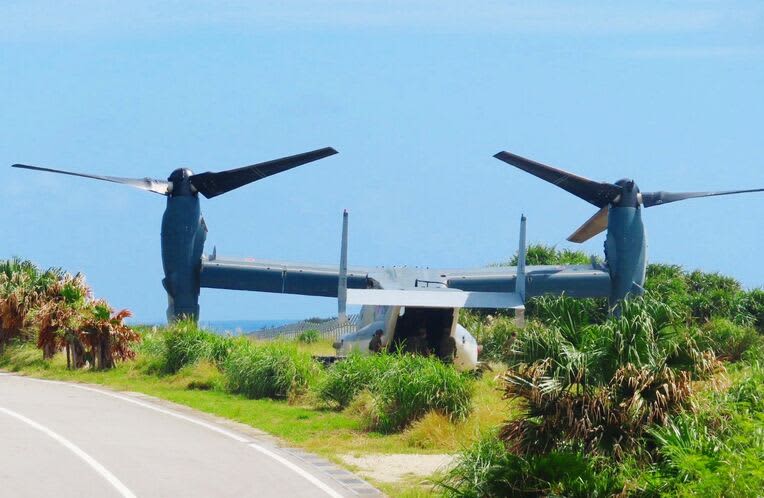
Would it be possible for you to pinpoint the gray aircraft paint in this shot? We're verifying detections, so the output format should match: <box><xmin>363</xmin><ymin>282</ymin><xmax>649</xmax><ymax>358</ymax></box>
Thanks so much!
<box><xmin>14</xmin><ymin>148</ymin><xmax>762</xmax><ymax>325</ymax></box>
<box><xmin>606</xmin><ymin>206</ymin><xmax>647</xmax><ymax>305</ymax></box>
<box><xmin>160</xmin><ymin>169</ymin><xmax>206</xmax><ymax>321</ymax></box>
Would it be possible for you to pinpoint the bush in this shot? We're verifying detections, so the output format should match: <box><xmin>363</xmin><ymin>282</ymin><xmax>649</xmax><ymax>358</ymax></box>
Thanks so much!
<box><xmin>297</xmin><ymin>329</ymin><xmax>320</xmax><ymax>344</ymax></box>
<box><xmin>459</xmin><ymin>312</ymin><xmax>519</xmax><ymax>363</ymax></box>
<box><xmin>507</xmin><ymin>244</ymin><xmax>594</xmax><ymax>266</ymax></box>
<box><xmin>438</xmin><ymin>433</ymin><xmax>622</xmax><ymax>498</ymax></box>
<box><xmin>0</xmin><ymin>341</ymin><xmax>49</xmax><ymax>371</ymax></box>
<box><xmin>742</xmin><ymin>289</ymin><xmax>764</xmax><ymax>332</ymax></box>
<box><xmin>223</xmin><ymin>340</ymin><xmax>320</xmax><ymax>400</ymax></box>
<box><xmin>650</xmin><ymin>401</ymin><xmax>764</xmax><ymax>497</ymax></box>
<box><xmin>317</xmin><ymin>352</ymin><xmax>474</xmax><ymax>432</ymax></box>
<box><xmin>526</xmin><ymin>295</ymin><xmax>607</xmax><ymax>338</ymax></box>
<box><xmin>372</xmin><ymin>354</ymin><xmax>474</xmax><ymax>432</ymax></box>
<box><xmin>317</xmin><ymin>352</ymin><xmax>393</xmax><ymax>408</ymax></box>
<box><xmin>161</xmin><ymin>320</ymin><xmax>232</xmax><ymax>374</ymax></box>
<box><xmin>697</xmin><ymin>318</ymin><xmax>762</xmax><ymax>362</ymax></box>
<box><xmin>134</xmin><ymin>327</ymin><xmax>167</xmax><ymax>374</ymax></box>
<box><xmin>501</xmin><ymin>297</ymin><xmax>719</xmax><ymax>457</ymax></box>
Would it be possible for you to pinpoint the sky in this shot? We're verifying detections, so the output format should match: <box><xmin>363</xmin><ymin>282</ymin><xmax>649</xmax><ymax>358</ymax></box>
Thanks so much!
<box><xmin>1</xmin><ymin>1</ymin><xmax>762</xmax><ymax>323</ymax></box>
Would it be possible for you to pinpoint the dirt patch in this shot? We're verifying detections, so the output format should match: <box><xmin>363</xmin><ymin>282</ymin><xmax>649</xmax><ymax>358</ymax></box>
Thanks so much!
<box><xmin>340</xmin><ymin>453</ymin><xmax>456</xmax><ymax>483</ymax></box>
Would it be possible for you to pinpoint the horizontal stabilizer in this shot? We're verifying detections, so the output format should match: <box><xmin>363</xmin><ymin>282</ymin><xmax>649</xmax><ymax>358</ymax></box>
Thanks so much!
<box><xmin>347</xmin><ymin>289</ymin><xmax>524</xmax><ymax>309</ymax></box>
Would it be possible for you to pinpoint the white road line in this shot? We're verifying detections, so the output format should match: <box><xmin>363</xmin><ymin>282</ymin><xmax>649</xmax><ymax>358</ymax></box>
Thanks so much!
<box><xmin>64</xmin><ymin>382</ymin><xmax>251</xmax><ymax>443</ymax></box>
<box><xmin>0</xmin><ymin>405</ymin><xmax>136</xmax><ymax>498</ymax></box>
<box><xmin>248</xmin><ymin>444</ymin><xmax>344</xmax><ymax>498</ymax></box>
<box><xmin>1</xmin><ymin>374</ymin><xmax>343</xmax><ymax>497</ymax></box>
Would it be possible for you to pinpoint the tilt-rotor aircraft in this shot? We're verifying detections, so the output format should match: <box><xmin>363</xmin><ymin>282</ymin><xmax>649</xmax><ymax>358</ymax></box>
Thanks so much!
<box><xmin>12</xmin><ymin>150</ymin><xmax>764</xmax><ymax>370</ymax></box>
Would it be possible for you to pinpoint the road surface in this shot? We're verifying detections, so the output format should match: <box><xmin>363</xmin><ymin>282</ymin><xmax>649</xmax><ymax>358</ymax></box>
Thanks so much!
<box><xmin>0</xmin><ymin>372</ymin><xmax>381</xmax><ymax>497</ymax></box>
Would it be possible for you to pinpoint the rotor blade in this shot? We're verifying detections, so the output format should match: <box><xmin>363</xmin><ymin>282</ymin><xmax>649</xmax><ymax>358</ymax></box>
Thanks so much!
<box><xmin>189</xmin><ymin>147</ymin><xmax>338</xmax><ymax>199</ymax></box>
<box><xmin>11</xmin><ymin>164</ymin><xmax>170</xmax><ymax>195</ymax></box>
<box><xmin>641</xmin><ymin>188</ymin><xmax>764</xmax><ymax>208</ymax></box>
<box><xmin>568</xmin><ymin>206</ymin><xmax>609</xmax><ymax>243</ymax></box>
<box><xmin>494</xmin><ymin>151</ymin><xmax>622</xmax><ymax>208</ymax></box>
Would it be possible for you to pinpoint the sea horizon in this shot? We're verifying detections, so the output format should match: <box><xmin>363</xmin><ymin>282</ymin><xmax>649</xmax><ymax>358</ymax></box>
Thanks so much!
<box><xmin>128</xmin><ymin>318</ymin><xmax>322</xmax><ymax>335</ymax></box>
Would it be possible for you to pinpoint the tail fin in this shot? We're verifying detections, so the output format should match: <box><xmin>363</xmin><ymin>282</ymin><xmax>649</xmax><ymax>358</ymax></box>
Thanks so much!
<box><xmin>338</xmin><ymin>210</ymin><xmax>349</xmax><ymax>323</ymax></box>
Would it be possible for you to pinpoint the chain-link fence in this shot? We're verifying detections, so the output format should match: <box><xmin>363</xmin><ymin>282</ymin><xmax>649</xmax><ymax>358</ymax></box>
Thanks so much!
<box><xmin>254</xmin><ymin>314</ymin><xmax>360</xmax><ymax>342</ymax></box>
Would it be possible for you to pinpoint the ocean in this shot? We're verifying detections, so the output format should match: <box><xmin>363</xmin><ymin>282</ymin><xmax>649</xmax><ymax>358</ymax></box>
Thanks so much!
<box><xmin>200</xmin><ymin>319</ymin><xmax>296</xmax><ymax>335</ymax></box>
<box><xmin>130</xmin><ymin>319</ymin><xmax>298</xmax><ymax>335</ymax></box>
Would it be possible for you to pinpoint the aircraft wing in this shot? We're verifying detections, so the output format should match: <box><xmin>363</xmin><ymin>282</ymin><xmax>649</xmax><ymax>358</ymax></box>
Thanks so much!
<box><xmin>200</xmin><ymin>254</ymin><xmax>611</xmax><ymax>302</ymax></box>
<box><xmin>443</xmin><ymin>264</ymin><xmax>611</xmax><ymax>299</ymax></box>
<box><xmin>200</xmin><ymin>255</ymin><xmax>372</xmax><ymax>297</ymax></box>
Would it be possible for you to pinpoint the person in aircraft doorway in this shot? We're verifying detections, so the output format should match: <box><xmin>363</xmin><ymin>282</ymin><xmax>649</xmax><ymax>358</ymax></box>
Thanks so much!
<box><xmin>438</xmin><ymin>332</ymin><xmax>457</xmax><ymax>364</ymax></box>
<box><xmin>369</xmin><ymin>329</ymin><xmax>384</xmax><ymax>353</ymax></box>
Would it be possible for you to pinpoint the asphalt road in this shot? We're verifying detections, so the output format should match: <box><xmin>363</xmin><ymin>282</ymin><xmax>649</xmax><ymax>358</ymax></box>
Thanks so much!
<box><xmin>0</xmin><ymin>373</ymin><xmax>380</xmax><ymax>497</ymax></box>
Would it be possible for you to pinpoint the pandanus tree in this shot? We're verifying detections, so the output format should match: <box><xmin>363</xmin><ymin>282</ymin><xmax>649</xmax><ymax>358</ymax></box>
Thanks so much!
<box><xmin>79</xmin><ymin>301</ymin><xmax>139</xmax><ymax>370</ymax></box>
<box><xmin>36</xmin><ymin>274</ymin><xmax>91</xmax><ymax>365</ymax></box>
<box><xmin>0</xmin><ymin>258</ymin><xmax>62</xmax><ymax>350</ymax></box>
<box><xmin>501</xmin><ymin>296</ymin><xmax>722</xmax><ymax>459</ymax></box>
<box><xmin>36</xmin><ymin>276</ymin><xmax>139</xmax><ymax>369</ymax></box>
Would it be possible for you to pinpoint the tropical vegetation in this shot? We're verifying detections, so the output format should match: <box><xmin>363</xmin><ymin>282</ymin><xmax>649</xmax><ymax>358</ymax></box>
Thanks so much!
<box><xmin>440</xmin><ymin>245</ymin><xmax>764</xmax><ymax>497</ymax></box>
<box><xmin>0</xmin><ymin>258</ymin><xmax>139</xmax><ymax>369</ymax></box>
<box><xmin>4</xmin><ymin>248</ymin><xmax>764</xmax><ymax>496</ymax></box>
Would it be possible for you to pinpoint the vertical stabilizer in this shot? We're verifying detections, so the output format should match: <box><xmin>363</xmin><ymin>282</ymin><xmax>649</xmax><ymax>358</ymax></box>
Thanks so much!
<box><xmin>515</xmin><ymin>215</ymin><xmax>527</xmax><ymax>327</ymax></box>
<box><xmin>338</xmin><ymin>209</ymin><xmax>349</xmax><ymax>323</ymax></box>
<box><xmin>516</xmin><ymin>215</ymin><xmax>527</xmax><ymax>301</ymax></box>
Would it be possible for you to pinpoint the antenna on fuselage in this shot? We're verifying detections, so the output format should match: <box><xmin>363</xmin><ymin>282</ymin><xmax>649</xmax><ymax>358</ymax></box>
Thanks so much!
<box><xmin>338</xmin><ymin>209</ymin><xmax>349</xmax><ymax>323</ymax></box>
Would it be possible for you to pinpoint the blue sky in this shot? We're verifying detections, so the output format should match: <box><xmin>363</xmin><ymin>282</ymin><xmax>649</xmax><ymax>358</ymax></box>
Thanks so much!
<box><xmin>1</xmin><ymin>1</ymin><xmax>762</xmax><ymax>322</ymax></box>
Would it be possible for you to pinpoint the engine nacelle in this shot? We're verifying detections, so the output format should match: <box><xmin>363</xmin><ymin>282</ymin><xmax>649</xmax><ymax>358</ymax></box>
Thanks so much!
<box><xmin>605</xmin><ymin>205</ymin><xmax>647</xmax><ymax>307</ymax></box>
<box><xmin>160</xmin><ymin>172</ymin><xmax>206</xmax><ymax>321</ymax></box>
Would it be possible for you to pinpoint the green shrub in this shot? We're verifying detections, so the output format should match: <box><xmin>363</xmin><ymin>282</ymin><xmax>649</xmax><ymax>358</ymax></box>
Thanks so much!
<box><xmin>726</xmin><ymin>364</ymin><xmax>764</xmax><ymax>413</ymax></box>
<box><xmin>697</xmin><ymin>318</ymin><xmax>761</xmax><ymax>362</ymax></box>
<box><xmin>460</xmin><ymin>312</ymin><xmax>520</xmax><ymax>363</ymax></box>
<box><xmin>297</xmin><ymin>329</ymin><xmax>320</xmax><ymax>344</ymax></box>
<box><xmin>162</xmin><ymin>320</ymin><xmax>216</xmax><ymax>374</ymax></box>
<box><xmin>371</xmin><ymin>354</ymin><xmax>473</xmax><ymax>432</ymax></box>
<box><xmin>742</xmin><ymin>289</ymin><xmax>764</xmax><ymax>332</ymax></box>
<box><xmin>160</xmin><ymin>320</ymin><xmax>233</xmax><ymax>374</ymax></box>
<box><xmin>134</xmin><ymin>328</ymin><xmax>167</xmax><ymax>374</ymax></box>
<box><xmin>223</xmin><ymin>341</ymin><xmax>320</xmax><ymax>399</ymax></box>
<box><xmin>0</xmin><ymin>341</ymin><xmax>48</xmax><ymax>371</ymax></box>
<box><xmin>650</xmin><ymin>407</ymin><xmax>764</xmax><ymax>497</ymax></box>
<box><xmin>507</xmin><ymin>244</ymin><xmax>594</xmax><ymax>266</ymax></box>
<box><xmin>526</xmin><ymin>295</ymin><xmax>607</xmax><ymax>333</ymax></box>
<box><xmin>317</xmin><ymin>352</ymin><xmax>393</xmax><ymax>408</ymax></box>
<box><xmin>439</xmin><ymin>433</ymin><xmax>622</xmax><ymax>498</ymax></box>
<box><xmin>317</xmin><ymin>352</ymin><xmax>474</xmax><ymax>432</ymax></box>
<box><xmin>502</xmin><ymin>296</ymin><xmax>718</xmax><ymax>457</ymax></box>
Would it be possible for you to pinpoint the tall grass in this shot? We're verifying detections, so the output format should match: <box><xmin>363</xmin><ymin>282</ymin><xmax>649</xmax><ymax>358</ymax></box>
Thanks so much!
<box><xmin>223</xmin><ymin>340</ymin><xmax>320</xmax><ymax>400</ymax></box>
<box><xmin>695</xmin><ymin>318</ymin><xmax>763</xmax><ymax>362</ymax></box>
<box><xmin>317</xmin><ymin>352</ymin><xmax>392</xmax><ymax>408</ymax></box>
<box><xmin>317</xmin><ymin>352</ymin><xmax>474</xmax><ymax>432</ymax></box>
<box><xmin>438</xmin><ymin>432</ymin><xmax>622</xmax><ymax>498</ymax></box>
<box><xmin>159</xmin><ymin>320</ymin><xmax>233</xmax><ymax>374</ymax></box>
<box><xmin>372</xmin><ymin>354</ymin><xmax>473</xmax><ymax>432</ymax></box>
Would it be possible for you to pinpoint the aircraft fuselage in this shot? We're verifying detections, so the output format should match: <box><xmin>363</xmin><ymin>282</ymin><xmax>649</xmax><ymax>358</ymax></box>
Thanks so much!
<box><xmin>336</xmin><ymin>305</ymin><xmax>480</xmax><ymax>371</ymax></box>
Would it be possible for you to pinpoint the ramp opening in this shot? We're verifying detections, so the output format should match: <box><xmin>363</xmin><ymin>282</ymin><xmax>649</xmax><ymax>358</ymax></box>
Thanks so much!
<box><xmin>391</xmin><ymin>307</ymin><xmax>455</xmax><ymax>361</ymax></box>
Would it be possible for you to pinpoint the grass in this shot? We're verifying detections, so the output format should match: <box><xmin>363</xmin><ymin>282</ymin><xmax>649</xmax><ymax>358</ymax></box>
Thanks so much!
<box><xmin>224</xmin><ymin>340</ymin><xmax>319</xmax><ymax>399</ymax></box>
